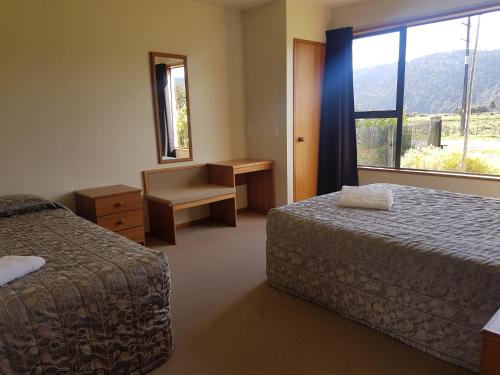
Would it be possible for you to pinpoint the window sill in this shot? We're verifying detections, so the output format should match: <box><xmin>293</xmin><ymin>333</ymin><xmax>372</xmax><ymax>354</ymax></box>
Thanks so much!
<box><xmin>358</xmin><ymin>166</ymin><xmax>500</xmax><ymax>182</ymax></box>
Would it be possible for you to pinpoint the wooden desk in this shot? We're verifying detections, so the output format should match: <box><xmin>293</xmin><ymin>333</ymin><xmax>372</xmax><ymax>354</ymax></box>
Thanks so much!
<box><xmin>208</xmin><ymin>159</ymin><xmax>275</xmax><ymax>214</ymax></box>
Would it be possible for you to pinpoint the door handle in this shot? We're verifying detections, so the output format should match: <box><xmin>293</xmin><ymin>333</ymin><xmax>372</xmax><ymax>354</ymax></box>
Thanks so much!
<box><xmin>297</xmin><ymin>136</ymin><xmax>305</xmax><ymax>142</ymax></box>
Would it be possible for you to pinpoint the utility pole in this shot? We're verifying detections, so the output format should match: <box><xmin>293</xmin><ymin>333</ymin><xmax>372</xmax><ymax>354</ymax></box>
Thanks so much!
<box><xmin>460</xmin><ymin>17</ymin><xmax>471</xmax><ymax>136</ymax></box>
<box><xmin>461</xmin><ymin>16</ymin><xmax>481</xmax><ymax>172</ymax></box>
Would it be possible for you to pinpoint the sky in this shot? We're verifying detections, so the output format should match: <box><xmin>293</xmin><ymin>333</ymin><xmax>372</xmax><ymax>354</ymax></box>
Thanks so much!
<box><xmin>353</xmin><ymin>10</ymin><xmax>500</xmax><ymax>70</ymax></box>
<box><xmin>171</xmin><ymin>66</ymin><xmax>185</xmax><ymax>81</ymax></box>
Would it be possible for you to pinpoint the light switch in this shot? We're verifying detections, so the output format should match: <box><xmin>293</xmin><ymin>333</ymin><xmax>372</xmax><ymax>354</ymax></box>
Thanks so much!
<box><xmin>274</xmin><ymin>127</ymin><xmax>279</xmax><ymax>137</ymax></box>
<box><xmin>247</xmin><ymin>126</ymin><xmax>253</xmax><ymax>136</ymax></box>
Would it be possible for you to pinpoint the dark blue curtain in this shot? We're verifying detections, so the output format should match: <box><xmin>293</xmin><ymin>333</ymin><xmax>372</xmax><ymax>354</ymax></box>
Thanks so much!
<box><xmin>155</xmin><ymin>64</ymin><xmax>176</xmax><ymax>158</ymax></box>
<box><xmin>317</xmin><ymin>27</ymin><xmax>358</xmax><ymax>195</ymax></box>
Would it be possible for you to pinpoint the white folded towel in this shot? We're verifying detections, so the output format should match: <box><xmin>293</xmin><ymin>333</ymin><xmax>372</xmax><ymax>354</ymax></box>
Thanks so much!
<box><xmin>0</xmin><ymin>255</ymin><xmax>45</xmax><ymax>286</ymax></box>
<box><xmin>338</xmin><ymin>185</ymin><xmax>393</xmax><ymax>210</ymax></box>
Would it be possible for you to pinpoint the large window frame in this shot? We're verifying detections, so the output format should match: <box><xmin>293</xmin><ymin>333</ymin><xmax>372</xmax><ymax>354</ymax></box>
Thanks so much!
<box><xmin>353</xmin><ymin>4</ymin><xmax>500</xmax><ymax>178</ymax></box>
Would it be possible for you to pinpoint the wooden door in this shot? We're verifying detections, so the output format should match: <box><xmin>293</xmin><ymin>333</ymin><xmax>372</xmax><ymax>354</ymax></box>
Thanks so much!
<box><xmin>293</xmin><ymin>39</ymin><xmax>325</xmax><ymax>202</ymax></box>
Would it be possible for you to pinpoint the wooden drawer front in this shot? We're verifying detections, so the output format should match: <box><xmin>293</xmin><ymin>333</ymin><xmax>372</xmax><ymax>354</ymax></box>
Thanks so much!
<box><xmin>95</xmin><ymin>192</ymin><xmax>142</xmax><ymax>217</ymax></box>
<box><xmin>116</xmin><ymin>226</ymin><xmax>145</xmax><ymax>244</ymax></box>
<box><xmin>97</xmin><ymin>209</ymin><xmax>144</xmax><ymax>232</ymax></box>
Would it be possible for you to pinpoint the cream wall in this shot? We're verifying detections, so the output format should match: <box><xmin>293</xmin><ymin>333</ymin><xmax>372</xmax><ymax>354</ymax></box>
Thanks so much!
<box><xmin>329</xmin><ymin>0</ymin><xmax>500</xmax><ymax>198</ymax></box>
<box><xmin>0</xmin><ymin>0</ymin><xmax>246</xmax><ymax>222</ymax></box>
<box><xmin>242</xmin><ymin>0</ymin><xmax>288</xmax><ymax>206</ymax></box>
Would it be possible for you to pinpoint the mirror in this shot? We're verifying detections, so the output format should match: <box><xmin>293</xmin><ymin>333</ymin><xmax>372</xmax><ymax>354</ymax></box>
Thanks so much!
<box><xmin>150</xmin><ymin>52</ymin><xmax>193</xmax><ymax>163</ymax></box>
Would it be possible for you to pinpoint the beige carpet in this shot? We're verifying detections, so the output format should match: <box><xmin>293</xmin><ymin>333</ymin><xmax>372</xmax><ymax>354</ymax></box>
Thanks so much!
<box><xmin>149</xmin><ymin>212</ymin><xmax>472</xmax><ymax>375</ymax></box>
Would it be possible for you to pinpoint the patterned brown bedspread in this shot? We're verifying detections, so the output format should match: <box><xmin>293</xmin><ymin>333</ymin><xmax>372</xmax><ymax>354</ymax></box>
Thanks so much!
<box><xmin>0</xmin><ymin>195</ymin><xmax>172</xmax><ymax>374</ymax></box>
<box><xmin>267</xmin><ymin>184</ymin><xmax>500</xmax><ymax>371</ymax></box>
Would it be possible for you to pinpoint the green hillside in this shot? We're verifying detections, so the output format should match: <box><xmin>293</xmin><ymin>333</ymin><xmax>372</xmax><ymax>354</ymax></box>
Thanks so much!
<box><xmin>354</xmin><ymin>49</ymin><xmax>500</xmax><ymax>114</ymax></box>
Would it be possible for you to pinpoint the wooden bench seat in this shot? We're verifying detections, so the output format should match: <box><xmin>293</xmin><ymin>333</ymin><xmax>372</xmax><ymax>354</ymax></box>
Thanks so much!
<box><xmin>143</xmin><ymin>164</ymin><xmax>237</xmax><ymax>244</ymax></box>
<box><xmin>146</xmin><ymin>185</ymin><xmax>235</xmax><ymax>206</ymax></box>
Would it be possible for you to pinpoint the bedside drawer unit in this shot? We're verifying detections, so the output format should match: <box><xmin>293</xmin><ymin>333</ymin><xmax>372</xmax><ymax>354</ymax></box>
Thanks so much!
<box><xmin>95</xmin><ymin>193</ymin><xmax>143</xmax><ymax>216</ymax></box>
<box><xmin>75</xmin><ymin>185</ymin><xmax>145</xmax><ymax>245</ymax></box>
<box><xmin>117</xmin><ymin>226</ymin><xmax>147</xmax><ymax>243</ymax></box>
<box><xmin>97</xmin><ymin>209</ymin><xmax>144</xmax><ymax>232</ymax></box>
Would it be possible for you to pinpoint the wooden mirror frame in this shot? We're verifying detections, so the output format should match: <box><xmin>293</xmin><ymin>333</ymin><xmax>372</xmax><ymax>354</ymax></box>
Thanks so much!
<box><xmin>149</xmin><ymin>51</ymin><xmax>193</xmax><ymax>164</ymax></box>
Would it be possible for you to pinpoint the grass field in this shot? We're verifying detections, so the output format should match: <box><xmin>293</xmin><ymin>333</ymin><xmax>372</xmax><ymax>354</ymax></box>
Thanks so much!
<box><xmin>410</xmin><ymin>113</ymin><xmax>500</xmax><ymax>138</ymax></box>
<box><xmin>356</xmin><ymin>113</ymin><xmax>500</xmax><ymax>175</ymax></box>
<box><xmin>403</xmin><ymin>113</ymin><xmax>500</xmax><ymax>174</ymax></box>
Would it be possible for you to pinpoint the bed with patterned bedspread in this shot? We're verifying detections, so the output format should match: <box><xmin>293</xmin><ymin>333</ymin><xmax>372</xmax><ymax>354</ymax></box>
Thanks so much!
<box><xmin>266</xmin><ymin>184</ymin><xmax>500</xmax><ymax>371</ymax></box>
<box><xmin>0</xmin><ymin>195</ymin><xmax>172</xmax><ymax>375</ymax></box>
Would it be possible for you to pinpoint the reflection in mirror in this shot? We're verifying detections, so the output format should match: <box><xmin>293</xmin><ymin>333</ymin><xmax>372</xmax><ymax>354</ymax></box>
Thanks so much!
<box><xmin>150</xmin><ymin>52</ymin><xmax>192</xmax><ymax>163</ymax></box>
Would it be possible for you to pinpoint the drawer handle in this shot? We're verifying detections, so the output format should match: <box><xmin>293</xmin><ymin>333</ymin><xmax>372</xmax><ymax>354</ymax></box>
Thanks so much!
<box><xmin>115</xmin><ymin>201</ymin><xmax>124</xmax><ymax>207</ymax></box>
<box><xmin>117</xmin><ymin>219</ymin><xmax>126</xmax><ymax>225</ymax></box>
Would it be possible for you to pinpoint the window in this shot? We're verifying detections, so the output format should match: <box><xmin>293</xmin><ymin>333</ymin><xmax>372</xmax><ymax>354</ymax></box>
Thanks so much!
<box><xmin>355</xmin><ymin>118</ymin><xmax>397</xmax><ymax>167</ymax></box>
<box><xmin>353</xmin><ymin>30</ymin><xmax>404</xmax><ymax>169</ymax></box>
<box><xmin>353</xmin><ymin>8</ymin><xmax>500</xmax><ymax>176</ymax></box>
<box><xmin>353</xmin><ymin>32</ymin><xmax>400</xmax><ymax>112</ymax></box>
<box><xmin>169</xmin><ymin>66</ymin><xmax>189</xmax><ymax>151</ymax></box>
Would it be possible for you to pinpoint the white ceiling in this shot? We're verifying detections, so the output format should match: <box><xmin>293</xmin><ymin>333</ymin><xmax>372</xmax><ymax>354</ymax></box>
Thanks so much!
<box><xmin>196</xmin><ymin>0</ymin><xmax>365</xmax><ymax>10</ymax></box>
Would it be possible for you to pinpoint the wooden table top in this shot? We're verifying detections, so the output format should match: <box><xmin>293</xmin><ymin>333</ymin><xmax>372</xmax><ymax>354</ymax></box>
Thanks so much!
<box><xmin>74</xmin><ymin>184</ymin><xmax>141</xmax><ymax>199</ymax></box>
<box><xmin>483</xmin><ymin>308</ymin><xmax>500</xmax><ymax>339</ymax></box>
<box><xmin>209</xmin><ymin>158</ymin><xmax>274</xmax><ymax>169</ymax></box>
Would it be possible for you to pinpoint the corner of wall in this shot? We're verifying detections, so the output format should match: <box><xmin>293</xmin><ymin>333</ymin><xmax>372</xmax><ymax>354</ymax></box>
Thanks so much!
<box><xmin>224</xmin><ymin>7</ymin><xmax>248</xmax><ymax>159</ymax></box>
<box><xmin>242</xmin><ymin>0</ymin><xmax>288</xmax><ymax>206</ymax></box>
<box><xmin>240</xmin><ymin>0</ymin><xmax>332</xmax><ymax>206</ymax></box>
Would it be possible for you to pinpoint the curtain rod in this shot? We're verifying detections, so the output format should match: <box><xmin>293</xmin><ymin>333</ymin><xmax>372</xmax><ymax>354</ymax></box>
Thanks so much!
<box><xmin>353</xmin><ymin>2</ymin><xmax>500</xmax><ymax>36</ymax></box>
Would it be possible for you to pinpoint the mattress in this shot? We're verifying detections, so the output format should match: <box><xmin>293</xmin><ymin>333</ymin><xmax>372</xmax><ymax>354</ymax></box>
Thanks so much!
<box><xmin>266</xmin><ymin>184</ymin><xmax>500</xmax><ymax>371</ymax></box>
<box><xmin>0</xmin><ymin>195</ymin><xmax>172</xmax><ymax>374</ymax></box>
